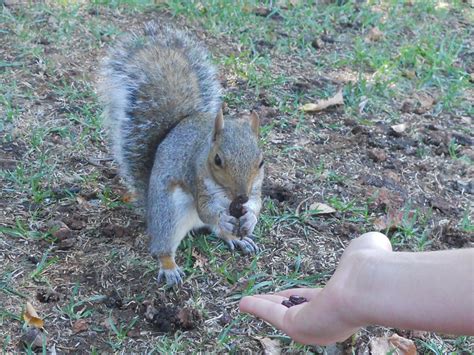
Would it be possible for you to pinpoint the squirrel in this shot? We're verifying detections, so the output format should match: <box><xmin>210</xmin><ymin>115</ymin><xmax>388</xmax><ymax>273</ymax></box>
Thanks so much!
<box><xmin>98</xmin><ymin>23</ymin><xmax>264</xmax><ymax>286</ymax></box>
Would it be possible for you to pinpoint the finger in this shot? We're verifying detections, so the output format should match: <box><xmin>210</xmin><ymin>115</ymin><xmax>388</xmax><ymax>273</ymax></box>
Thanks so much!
<box><xmin>276</xmin><ymin>287</ymin><xmax>323</xmax><ymax>300</ymax></box>
<box><xmin>239</xmin><ymin>296</ymin><xmax>287</xmax><ymax>329</ymax></box>
<box><xmin>356</xmin><ymin>232</ymin><xmax>392</xmax><ymax>252</ymax></box>
<box><xmin>253</xmin><ymin>294</ymin><xmax>288</xmax><ymax>304</ymax></box>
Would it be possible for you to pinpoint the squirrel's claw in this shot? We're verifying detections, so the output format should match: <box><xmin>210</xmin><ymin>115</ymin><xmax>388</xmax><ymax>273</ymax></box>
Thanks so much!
<box><xmin>219</xmin><ymin>213</ymin><xmax>239</xmax><ymax>235</ymax></box>
<box><xmin>225</xmin><ymin>237</ymin><xmax>259</xmax><ymax>254</ymax></box>
<box><xmin>157</xmin><ymin>267</ymin><xmax>185</xmax><ymax>286</ymax></box>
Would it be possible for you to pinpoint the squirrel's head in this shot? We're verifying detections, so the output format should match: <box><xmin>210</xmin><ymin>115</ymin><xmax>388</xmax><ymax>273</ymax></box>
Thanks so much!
<box><xmin>208</xmin><ymin>109</ymin><xmax>264</xmax><ymax>201</ymax></box>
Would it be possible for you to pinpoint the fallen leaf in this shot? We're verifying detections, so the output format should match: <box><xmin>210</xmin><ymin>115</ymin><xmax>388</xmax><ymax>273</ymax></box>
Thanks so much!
<box><xmin>301</xmin><ymin>90</ymin><xmax>344</xmax><ymax>113</ymax></box>
<box><xmin>72</xmin><ymin>319</ymin><xmax>89</xmax><ymax>334</ymax></box>
<box><xmin>366</xmin><ymin>27</ymin><xmax>384</xmax><ymax>42</ymax></box>
<box><xmin>191</xmin><ymin>249</ymin><xmax>208</xmax><ymax>270</ymax></box>
<box><xmin>370</xmin><ymin>187</ymin><xmax>404</xmax><ymax>211</ymax></box>
<box><xmin>373</xmin><ymin>210</ymin><xmax>414</xmax><ymax>231</ymax></box>
<box><xmin>389</xmin><ymin>334</ymin><xmax>417</xmax><ymax>355</ymax></box>
<box><xmin>308</xmin><ymin>202</ymin><xmax>336</xmax><ymax>215</ymax></box>
<box><xmin>24</xmin><ymin>302</ymin><xmax>44</xmax><ymax>329</ymax></box>
<box><xmin>257</xmin><ymin>337</ymin><xmax>281</xmax><ymax>355</ymax></box>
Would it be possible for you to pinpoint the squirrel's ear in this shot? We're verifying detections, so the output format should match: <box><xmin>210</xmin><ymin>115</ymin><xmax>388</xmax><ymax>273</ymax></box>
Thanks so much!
<box><xmin>212</xmin><ymin>109</ymin><xmax>224</xmax><ymax>141</ymax></box>
<box><xmin>249</xmin><ymin>111</ymin><xmax>260</xmax><ymax>137</ymax></box>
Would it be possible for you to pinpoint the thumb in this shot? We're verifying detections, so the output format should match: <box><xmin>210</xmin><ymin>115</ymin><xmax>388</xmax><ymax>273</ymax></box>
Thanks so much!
<box><xmin>350</xmin><ymin>232</ymin><xmax>392</xmax><ymax>252</ymax></box>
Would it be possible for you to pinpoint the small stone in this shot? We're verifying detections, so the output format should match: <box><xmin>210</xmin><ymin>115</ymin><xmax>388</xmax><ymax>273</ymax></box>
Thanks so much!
<box><xmin>21</xmin><ymin>328</ymin><xmax>46</xmax><ymax>349</ymax></box>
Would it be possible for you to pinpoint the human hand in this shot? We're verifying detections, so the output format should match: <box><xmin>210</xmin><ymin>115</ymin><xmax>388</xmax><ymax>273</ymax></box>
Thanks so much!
<box><xmin>239</xmin><ymin>232</ymin><xmax>392</xmax><ymax>345</ymax></box>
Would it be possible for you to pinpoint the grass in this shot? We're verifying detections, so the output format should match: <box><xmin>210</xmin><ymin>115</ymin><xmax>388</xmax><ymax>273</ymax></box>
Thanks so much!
<box><xmin>1</xmin><ymin>0</ymin><xmax>472</xmax><ymax>353</ymax></box>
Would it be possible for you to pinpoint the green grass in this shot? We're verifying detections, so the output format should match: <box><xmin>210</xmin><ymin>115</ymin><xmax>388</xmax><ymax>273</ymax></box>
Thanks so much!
<box><xmin>162</xmin><ymin>0</ymin><xmax>471</xmax><ymax>120</ymax></box>
<box><xmin>1</xmin><ymin>1</ymin><xmax>472</xmax><ymax>353</ymax></box>
<box><xmin>60</xmin><ymin>284</ymin><xmax>106</xmax><ymax>321</ymax></box>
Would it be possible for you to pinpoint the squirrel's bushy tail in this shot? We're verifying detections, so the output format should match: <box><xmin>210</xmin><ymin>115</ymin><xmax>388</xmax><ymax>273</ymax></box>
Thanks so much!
<box><xmin>99</xmin><ymin>23</ymin><xmax>221</xmax><ymax>199</ymax></box>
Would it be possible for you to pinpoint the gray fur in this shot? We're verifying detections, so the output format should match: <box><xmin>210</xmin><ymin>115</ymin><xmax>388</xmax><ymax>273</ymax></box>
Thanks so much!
<box><xmin>98</xmin><ymin>24</ymin><xmax>263</xmax><ymax>286</ymax></box>
<box><xmin>99</xmin><ymin>23</ymin><xmax>221</xmax><ymax>199</ymax></box>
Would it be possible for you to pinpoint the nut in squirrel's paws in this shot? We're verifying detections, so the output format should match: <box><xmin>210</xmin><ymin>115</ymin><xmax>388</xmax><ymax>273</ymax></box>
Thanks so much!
<box><xmin>157</xmin><ymin>267</ymin><xmax>185</xmax><ymax>286</ymax></box>
<box><xmin>225</xmin><ymin>236</ymin><xmax>259</xmax><ymax>254</ymax></box>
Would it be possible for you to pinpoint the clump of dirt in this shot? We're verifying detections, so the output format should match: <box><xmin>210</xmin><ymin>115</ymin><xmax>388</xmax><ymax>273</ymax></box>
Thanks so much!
<box><xmin>36</xmin><ymin>289</ymin><xmax>62</xmax><ymax>303</ymax></box>
<box><xmin>143</xmin><ymin>301</ymin><xmax>202</xmax><ymax>333</ymax></box>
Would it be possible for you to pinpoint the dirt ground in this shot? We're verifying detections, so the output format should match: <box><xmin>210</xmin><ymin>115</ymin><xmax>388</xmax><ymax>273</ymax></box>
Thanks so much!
<box><xmin>1</xmin><ymin>1</ymin><xmax>473</xmax><ymax>354</ymax></box>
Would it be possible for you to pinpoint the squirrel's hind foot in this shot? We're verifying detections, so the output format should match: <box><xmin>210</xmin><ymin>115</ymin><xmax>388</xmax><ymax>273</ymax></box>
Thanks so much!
<box><xmin>157</xmin><ymin>267</ymin><xmax>185</xmax><ymax>286</ymax></box>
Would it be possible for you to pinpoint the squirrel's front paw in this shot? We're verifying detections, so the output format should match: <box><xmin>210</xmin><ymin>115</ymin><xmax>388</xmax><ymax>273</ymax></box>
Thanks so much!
<box><xmin>239</xmin><ymin>208</ymin><xmax>258</xmax><ymax>237</ymax></box>
<box><xmin>224</xmin><ymin>236</ymin><xmax>259</xmax><ymax>254</ymax></box>
<box><xmin>218</xmin><ymin>212</ymin><xmax>239</xmax><ymax>235</ymax></box>
<box><xmin>157</xmin><ymin>267</ymin><xmax>185</xmax><ymax>286</ymax></box>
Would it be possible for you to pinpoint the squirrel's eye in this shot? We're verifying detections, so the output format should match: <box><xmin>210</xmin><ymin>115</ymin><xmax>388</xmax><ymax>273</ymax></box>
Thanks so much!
<box><xmin>214</xmin><ymin>154</ymin><xmax>222</xmax><ymax>167</ymax></box>
<box><xmin>259</xmin><ymin>159</ymin><xmax>264</xmax><ymax>168</ymax></box>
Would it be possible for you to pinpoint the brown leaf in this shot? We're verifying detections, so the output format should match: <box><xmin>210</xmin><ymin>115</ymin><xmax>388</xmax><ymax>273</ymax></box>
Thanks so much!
<box><xmin>24</xmin><ymin>302</ymin><xmax>44</xmax><ymax>329</ymax></box>
<box><xmin>389</xmin><ymin>334</ymin><xmax>417</xmax><ymax>355</ymax></box>
<box><xmin>72</xmin><ymin>319</ymin><xmax>89</xmax><ymax>334</ymax></box>
<box><xmin>366</xmin><ymin>27</ymin><xmax>384</xmax><ymax>42</ymax></box>
<box><xmin>191</xmin><ymin>249</ymin><xmax>208</xmax><ymax>270</ymax></box>
<box><xmin>308</xmin><ymin>202</ymin><xmax>336</xmax><ymax>215</ymax></box>
<box><xmin>370</xmin><ymin>187</ymin><xmax>404</xmax><ymax>211</ymax></box>
<box><xmin>257</xmin><ymin>337</ymin><xmax>281</xmax><ymax>355</ymax></box>
<box><xmin>373</xmin><ymin>210</ymin><xmax>415</xmax><ymax>231</ymax></box>
<box><xmin>301</xmin><ymin>90</ymin><xmax>344</xmax><ymax>112</ymax></box>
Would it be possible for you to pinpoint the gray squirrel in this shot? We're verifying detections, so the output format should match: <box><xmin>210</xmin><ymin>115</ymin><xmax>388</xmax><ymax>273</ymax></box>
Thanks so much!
<box><xmin>98</xmin><ymin>23</ymin><xmax>264</xmax><ymax>286</ymax></box>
